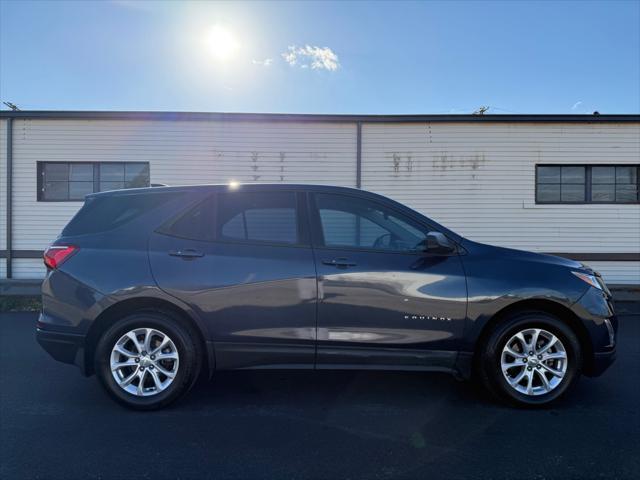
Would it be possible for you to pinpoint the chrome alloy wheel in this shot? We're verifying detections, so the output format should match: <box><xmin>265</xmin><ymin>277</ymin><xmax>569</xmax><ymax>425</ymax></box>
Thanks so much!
<box><xmin>500</xmin><ymin>328</ymin><xmax>568</xmax><ymax>396</ymax></box>
<box><xmin>110</xmin><ymin>328</ymin><xmax>180</xmax><ymax>397</ymax></box>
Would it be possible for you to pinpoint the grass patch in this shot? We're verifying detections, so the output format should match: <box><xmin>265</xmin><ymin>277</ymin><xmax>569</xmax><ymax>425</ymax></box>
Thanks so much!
<box><xmin>0</xmin><ymin>296</ymin><xmax>42</xmax><ymax>312</ymax></box>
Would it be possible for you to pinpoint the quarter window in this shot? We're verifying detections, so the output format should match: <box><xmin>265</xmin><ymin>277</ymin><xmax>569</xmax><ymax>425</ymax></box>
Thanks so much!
<box><xmin>536</xmin><ymin>165</ymin><xmax>639</xmax><ymax>204</ymax></box>
<box><xmin>314</xmin><ymin>193</ymin><xmax>428</xmax><ymax>252</ymax></box>
<box><xmin>38</xmin><ymin>162</ymin><xmax>150</xmax><ymax>201</ymax></box>
<box><xmin>161</xmin><ymin>196</ymin><xmax>217</xmax><ymax>241</ymax></box>
<box><xmin>217</xmin><ymin>192</ymin><xmax>298</xmax><ymax>245</ymax></box>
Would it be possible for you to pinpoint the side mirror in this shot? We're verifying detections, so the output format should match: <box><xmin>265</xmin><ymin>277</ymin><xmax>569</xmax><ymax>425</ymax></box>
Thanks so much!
<box><xmin>422</xmin><ymin>232</ymin><xmax>455</xmax><ymax>254</ymax></box>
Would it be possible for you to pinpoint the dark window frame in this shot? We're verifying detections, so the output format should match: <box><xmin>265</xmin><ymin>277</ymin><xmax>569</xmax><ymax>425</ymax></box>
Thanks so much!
<box><xmin>535</xmin><ymin>164</ymin><xmax>640</xmax><ymax>205</ymax></box>
<box><xmin>37</xmin><ymin>161</ymin><xmax>151</xmax><ymax>202</ymax></box>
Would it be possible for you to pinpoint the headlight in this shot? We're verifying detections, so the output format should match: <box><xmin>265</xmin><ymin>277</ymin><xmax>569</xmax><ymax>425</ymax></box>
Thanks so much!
<box><xmin>572</xmin><ymin>271</ymin><xmax>603</xmax><ymax>290</ymax></box>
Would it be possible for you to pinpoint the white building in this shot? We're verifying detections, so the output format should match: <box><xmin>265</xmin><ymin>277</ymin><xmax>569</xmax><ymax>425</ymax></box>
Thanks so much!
<box><xmin>1</xmin><ymin>111</ymin><xmax>638</xmax><ymax>286</ymax></box>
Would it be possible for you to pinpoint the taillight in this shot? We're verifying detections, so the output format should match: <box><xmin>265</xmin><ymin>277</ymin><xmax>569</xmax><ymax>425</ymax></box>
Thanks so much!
<box><xmin>43</xmin><ymin>245</ymin><xmax>78</xmax><ymax>269</ymax></box>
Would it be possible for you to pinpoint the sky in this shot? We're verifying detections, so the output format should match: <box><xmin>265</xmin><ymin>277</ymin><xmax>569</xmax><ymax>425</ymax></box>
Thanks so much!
<box><xmin>0</xmin><ymin>0</ymin><xmax>638</xmax><ymax>114</ymax></box>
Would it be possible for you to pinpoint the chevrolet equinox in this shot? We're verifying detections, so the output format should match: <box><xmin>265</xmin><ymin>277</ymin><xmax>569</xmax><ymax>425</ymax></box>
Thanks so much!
<box><xmin>36</xmin><ymin>184</ymin><xmax>617</xmax><ymax>409</ymax></box>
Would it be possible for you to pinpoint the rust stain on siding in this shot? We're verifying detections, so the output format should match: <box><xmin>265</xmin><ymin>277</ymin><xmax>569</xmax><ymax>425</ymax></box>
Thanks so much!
<box><xmin>390</xmin><ymin>152</ymin><xmax>415</xmax><ymax>176</ymax></box>
<box><xmin>433</xmin><ymin>152</ymin><xmax>487</xmax><ymax>174</ymax></box>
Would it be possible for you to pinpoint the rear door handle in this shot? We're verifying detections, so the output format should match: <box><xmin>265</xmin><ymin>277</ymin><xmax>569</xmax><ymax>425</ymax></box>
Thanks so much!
<box><xmin>169</xmin><ymin>249</ymin><xmax>204</xmax><ymax>259</ymax></box>
<box><xmin>322</xmin><ymin>258</ymin><xmax>357</xmax><ymax>268</ymax></box>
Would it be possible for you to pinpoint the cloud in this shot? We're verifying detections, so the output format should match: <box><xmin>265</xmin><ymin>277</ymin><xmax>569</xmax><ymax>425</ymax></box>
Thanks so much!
<box><xmin>252</xmin><ymin>58</ymin><xmax>273</xmax><ymax>67</ymax></box>
<box><xmin>281</xmin><ymin>45</ymin><xmax>340</xmax><ymax>71</ymax></box>
<box><xmin>571</xmin><ymin>101</ymin><xmax>582</xmax><ymax>110</ymax></box>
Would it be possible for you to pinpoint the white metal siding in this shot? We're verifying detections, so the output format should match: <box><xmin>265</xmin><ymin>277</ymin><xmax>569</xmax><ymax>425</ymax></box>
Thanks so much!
<box><xmin>12</xmin><ymin>259</ymin><xmax>44</xmax><ymax>279</ymax></box>
<box><xmin>4</xmin><ymin>117</ymin><xmax>639</xmax><ymax>284</ymax></box>
<box><xmin>10</xmin><ymin>118</ymin><xmax>356</xmax><ymax>255</ymax></box>
<box><xmin>582</xmin><ymin>261</ymin><xmax>640</xmax><ymax>285</ymax></box>
<box><xmin>361</xmin><ymin>122</ymin><xmax>640</xmax><ymax>283</ymax></box>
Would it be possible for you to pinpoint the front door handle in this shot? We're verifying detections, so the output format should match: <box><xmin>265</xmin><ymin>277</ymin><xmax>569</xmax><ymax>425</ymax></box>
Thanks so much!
<box><xmin>322</xmin><ymin>258</ymin><xmax>357</xmax><ymax>268</ymax></box>
<box><xmin>169</xmin><ymin>249</ymin><xmax>204</xmax><ymax>259</ymax></box>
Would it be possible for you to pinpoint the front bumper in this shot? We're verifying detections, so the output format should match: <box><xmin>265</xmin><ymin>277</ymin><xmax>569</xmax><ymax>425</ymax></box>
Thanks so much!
<box><xmin>588</xmin><ymin>349</ymin><xmax>617</xmax><ymax>377</ymax></box>
<box><xmin>36</xmin><ymin>325</ymin><xmax>86</xmax><ymax>371</ymax></box>
<box><xmin>572</xmin><ymin>285</ymin><xmax>618</xmax><ymax>377</ymax></box>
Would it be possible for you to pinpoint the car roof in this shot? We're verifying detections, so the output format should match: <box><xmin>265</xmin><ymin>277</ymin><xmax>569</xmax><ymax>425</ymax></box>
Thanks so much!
<box><xmin>88</xmin><ymin>183</ymin><xmax>366</xmax><ymax>198</ymax></box>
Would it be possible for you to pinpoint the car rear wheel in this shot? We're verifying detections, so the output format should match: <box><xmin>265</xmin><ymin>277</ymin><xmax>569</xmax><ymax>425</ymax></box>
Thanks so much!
<box><xmin>478</xmin><ymin>311</ymin><xmax>582</xmax><ymax>407</ymax></box>
<box><xmin>95</xmin><ymin>311</ymin><xmax>200</xmax><ymax>410</ymax></box>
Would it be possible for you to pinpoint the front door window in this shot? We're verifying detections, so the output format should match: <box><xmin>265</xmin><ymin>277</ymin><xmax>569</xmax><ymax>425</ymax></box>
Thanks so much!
<box><xmin>314</xmin><ymin>193</ymin><xmax>428</xmax><ymax>252</ymax></box>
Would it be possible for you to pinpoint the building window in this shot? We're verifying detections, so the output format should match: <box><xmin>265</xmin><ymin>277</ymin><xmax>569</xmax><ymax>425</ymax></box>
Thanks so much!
<box><xmin>38</xmin><ymin>162</ymin><xmax>150</xmax><ymax>201</ymax></box>
<box><xmin>536</xmin><ymin>165</ymin><xmax>639</xmax><ymax>204</ymax></box>
<box><xmin>592</xmin><ymin>166</ymin><xmax>638</xmax><ymax>203</ymax></box>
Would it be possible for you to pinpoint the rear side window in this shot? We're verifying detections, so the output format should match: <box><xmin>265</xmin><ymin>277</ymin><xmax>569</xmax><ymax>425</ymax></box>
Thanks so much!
<box><xmin>217</xmin><ymin>192</ymin><xmax>298</xmax><ymax>245</ymax></box>
<box><xmin>62</xmin><ymin>192</ymin><xmax>179</xmax><ymax>236</ymax></box>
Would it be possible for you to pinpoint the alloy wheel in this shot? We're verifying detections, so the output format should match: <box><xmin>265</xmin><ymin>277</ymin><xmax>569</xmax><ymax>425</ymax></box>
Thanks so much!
<box><xmin>500</xmin><ymin>328</ymin><xmax>568</xmax><ymax>396</ymax></box>
<box><xmin>110</xmin><ymin>328</ymin><xmax>180</xmax><ymax>397</ymax></box>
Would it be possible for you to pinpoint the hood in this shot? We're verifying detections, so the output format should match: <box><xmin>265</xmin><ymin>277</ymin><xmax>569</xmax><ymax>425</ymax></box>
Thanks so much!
<box><xmin>461</xmin><ymin>239</ymin><xmax>586</xmax><ymax>270</ymax></box>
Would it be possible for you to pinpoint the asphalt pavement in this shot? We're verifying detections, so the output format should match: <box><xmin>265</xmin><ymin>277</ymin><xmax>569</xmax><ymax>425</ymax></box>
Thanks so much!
<box><xmin>1</xmin><ymin>310</ymin><xmax>638</xmax><ymax>480</ymax></box>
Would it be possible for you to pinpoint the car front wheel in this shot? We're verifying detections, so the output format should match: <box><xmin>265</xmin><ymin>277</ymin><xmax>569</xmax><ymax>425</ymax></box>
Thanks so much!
<box><xmin>479</xmin><ymin>311</ymin><xmax>582</xmax><ymax>406</ymax></box>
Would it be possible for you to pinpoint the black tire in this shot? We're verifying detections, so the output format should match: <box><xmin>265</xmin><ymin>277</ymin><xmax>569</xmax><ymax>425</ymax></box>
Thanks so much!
<box><xmin>95</xmin><ymin>310</ymin><xmax>201</xmax><ymax>410</ymax></box>
<box><xmin>478</xmin><ymin>311</ymin><xmax>582</xmax><ymax>407</ymax></box>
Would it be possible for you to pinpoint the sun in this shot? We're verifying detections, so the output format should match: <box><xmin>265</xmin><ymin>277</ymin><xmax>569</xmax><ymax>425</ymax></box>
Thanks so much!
<box><xmin>205</xmin><ymin>25</ymin><xmax>240</xmax><ymax>62</ymax></box>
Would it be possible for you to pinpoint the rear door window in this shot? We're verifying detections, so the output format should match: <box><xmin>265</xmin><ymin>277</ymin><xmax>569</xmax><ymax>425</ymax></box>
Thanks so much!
<box><xmin>217</xmin><ymin>192</ymin><xmax>299</xmax><ymax>245</ymax></box>
<box><xmin>160</xmin><ymin>196</ymin><xmax>216</xmax><ymax>241</ymax></box>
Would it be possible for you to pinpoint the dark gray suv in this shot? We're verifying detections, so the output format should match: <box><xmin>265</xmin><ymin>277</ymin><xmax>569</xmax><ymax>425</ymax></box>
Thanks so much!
<box><xmin>36</xmin><ymin>184</ymin><xmax>617</xmax><ymax>409</ymax></box>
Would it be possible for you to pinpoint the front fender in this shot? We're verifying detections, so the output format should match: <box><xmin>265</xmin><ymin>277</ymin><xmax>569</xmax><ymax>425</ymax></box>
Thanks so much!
<box><xmin>460</xmin><ymin>244</ymin><xmax>589</xmax><ymax>351</ymax></box>
<box><xmin>463</xmin><ymin>289</ymin><xmax>584</xmax><ymax>350</ymax></box>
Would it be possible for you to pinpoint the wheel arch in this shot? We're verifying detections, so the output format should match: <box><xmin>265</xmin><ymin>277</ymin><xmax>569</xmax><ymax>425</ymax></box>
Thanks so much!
<box><xmin>84</xmin><ymin>297</ymin><xmax>212</xmax><ymax>377</ymax></box>
<box><xmin>474</xmin><ymin>298</ymin><xmax>594</xmax><ymax>374</ymax></box>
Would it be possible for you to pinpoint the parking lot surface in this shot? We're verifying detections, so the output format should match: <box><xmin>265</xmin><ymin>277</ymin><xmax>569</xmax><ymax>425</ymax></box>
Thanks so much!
<box><xmin>1</xmin><ymin>310</ymin><xmax>639</xmax><ymax>480</ymax></box>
